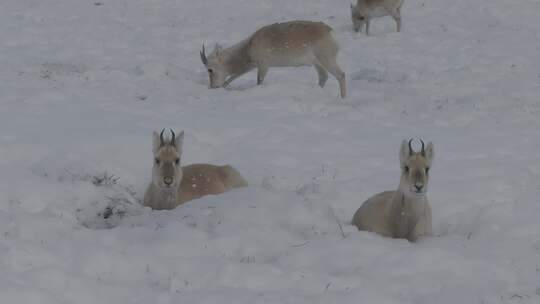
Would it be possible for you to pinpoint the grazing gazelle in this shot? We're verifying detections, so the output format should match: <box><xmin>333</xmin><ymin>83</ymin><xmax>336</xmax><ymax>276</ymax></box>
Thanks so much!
<box><xmin>350</xmin><ymin>0</ymin><xmax>403</xmax><ymax>35</ymax></box>
<box><xmin>200</xmin><ymin>20</ymin><xmax>347</xmax><ymax>98</ymax></box>
<box><xmin>352</xmin><ymin>139</ymin><xmax>433</xmax><ymax>242</ymax></box>
<box><xmin>144</xmin><ymin>129</ymin><xmax>248</xmax><ymax>210</ymax></box>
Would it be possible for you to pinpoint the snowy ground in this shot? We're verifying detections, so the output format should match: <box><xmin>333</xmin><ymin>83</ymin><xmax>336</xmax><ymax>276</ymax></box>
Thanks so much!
<box><xmin>1</xmin><ymin>0</ymin><xmax>540</xmax><ymax>303</ymax></box>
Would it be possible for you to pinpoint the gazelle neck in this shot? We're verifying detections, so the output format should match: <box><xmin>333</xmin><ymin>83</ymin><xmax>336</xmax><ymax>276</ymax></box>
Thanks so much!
<box><xmin>224</xmin><ymin>39</ymin><xmax>254</xmax><ymax>75</ymax></box>
<box><xmin>157</xmin><ymin>187</ymin><xmax>178</xmax><ymax>210</ymax></box>
<box><xmin>391</xmin><ymin>190</ymin><xmax>426</xmax><ymax>238</ymax></box>
<box><xmin>392</xmin><ymin>186</ymin><xmax>428</xmax><ymax>222</ymax></box>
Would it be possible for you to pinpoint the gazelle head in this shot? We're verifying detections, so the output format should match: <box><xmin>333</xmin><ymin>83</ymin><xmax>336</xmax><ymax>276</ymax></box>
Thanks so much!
<box><xmin>200</xmin><ymin>44</ymin><xmax>229</xmax><ymax>88</ymax></box>
<box><xmin>151</xmin><ymin>129</ymin><xmax>184</xmax><ymax>191</ymax></box>
<box><xmin>398</xmin><ymin>139</ymin><xmax>434</xmax><ymax>196</ymax></box>
<box><xmin>350</xmin><ymin>4</ymin><xmax>366</xmax><ymax>33</ymax></box>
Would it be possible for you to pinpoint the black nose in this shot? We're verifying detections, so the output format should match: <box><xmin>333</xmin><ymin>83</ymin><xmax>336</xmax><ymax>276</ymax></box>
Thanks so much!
<box><xmin>414</xmin><ymin>184</ymin><xmax>423</xmax><ymax>191</ymax></box>
<box><xmin>163</xmin><ymin>177</ymin><xmax>173</xmax><ymax>186</ymax></box>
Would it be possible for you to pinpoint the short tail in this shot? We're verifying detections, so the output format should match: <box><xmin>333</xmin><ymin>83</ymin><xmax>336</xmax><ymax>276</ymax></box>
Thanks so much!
<box><xmin>222</xmin><ymin>165</ymin><xmax>248</xmax><ymax>188</ymax></box>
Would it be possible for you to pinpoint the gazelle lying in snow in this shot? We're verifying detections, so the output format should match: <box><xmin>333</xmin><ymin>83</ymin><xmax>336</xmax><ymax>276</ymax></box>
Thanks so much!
<box><xmin>144</xmin><ymin>129</ymin><xmax>248</xmax><ymax>210</ymax></box>
<box><xmin>200</xmin><ymin>20</ymin><xmax>347</xmax><ymax>98</ymax></box>
<box><xmin>350</xmin><ymin>0</ymin><xmax>403</xmax><ymax>35</ymax></box>
<box><xmin>352</xmin><ymin>139</ymin><xmax>433</xmax><ymax>241</ymax></box>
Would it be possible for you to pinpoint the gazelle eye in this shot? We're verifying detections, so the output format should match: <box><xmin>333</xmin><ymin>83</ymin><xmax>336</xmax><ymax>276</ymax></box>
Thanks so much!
<box><xmin>175</xmin><ymin>158</ymin><xmax>180</xmax><ymax>165</ymax></box>
<box><xmin>426</xmin><ymin>167</ymin><xmax>430</xmax><ymax>174</ymax></box>
<box><xmin>404</xmin><ymin>166</ymin><xmax>409</xmax><ymax>173</ymax></box>
<box><xmin>155</xmin><ymin>158</ymin><xmax>160</xmax><ymax>165</ymax></box>
<box><xmin>208</xmin><ymin>69</ymin><xmax>213</xmax><ymax>74</ymax></box>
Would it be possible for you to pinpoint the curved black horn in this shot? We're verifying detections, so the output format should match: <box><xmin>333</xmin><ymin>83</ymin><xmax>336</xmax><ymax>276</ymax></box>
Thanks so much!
<box><xmin>408</xmin><ymin>138</ymin><xmax>414</xmax><ymax>155</ymax></box>
<box><xmin>170</xmin><ymin>129</ymin><xmax>176</xmax><ymax>146</ymax></box>
<box><xmin>420</xmin><ymin>139</ymin><xmax>426</xmax><ymax>156</ymax></box>
<box><xmin>200</xmin><ymin>44</ymin><xmax>208</xmax><ymax>65</ymax></box>
<box><xmin>159</xmin><ymin>129</ymin><xmax>166</xmax><ymax>147</ymax></box>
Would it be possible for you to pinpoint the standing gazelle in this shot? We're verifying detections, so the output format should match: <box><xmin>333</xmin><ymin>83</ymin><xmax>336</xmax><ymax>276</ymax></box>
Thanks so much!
<box><xmin>352</xmin><ymin>139</ymin><xmax>433</xmax><ymax>242</ymax></box>
<box><xmin>200</xmin><ymin>20</ymin><xmax>346</xmax><ymax>98</ymax></box>
<box><xmin>350</xmin><ymin>0</ymin><xmax>403</xmax><ymax>35</ymax></box>
<box><xmin>143</xmin><ymin>129</ymin><xmax>248</xmax><ymax>210</ymax></box>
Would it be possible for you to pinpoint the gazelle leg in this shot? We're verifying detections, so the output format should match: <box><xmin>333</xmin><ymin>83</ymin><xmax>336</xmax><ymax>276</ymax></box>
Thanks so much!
<box><xmin>392</xmin><ymin>9</ymin><xmax>402</xmax><ymax>32</ymax></box>
<box><xmin>314</xmin><ymin>65</ymin><xmax>328</xmax><ymax>87</ymax></box>
<box><xmin>385</xmin><ymin>7</ymin><xmax>402</xmax><ymax>32</ymax></box>
<box><xmin>257</xmin><ymin>66</ymin><xmax>268</xmax><ymax>85</ymax></box>
<box><xmin>397</xmin><ymin>5</ymin><xmax>402</xmax><ymax>32</ymax></box>
<box><xmin>316</xmin><ymin>56</ymin><xmax>346</xmax><ymax>99</ymax></box>
<box><xmin>223</xmin><ymin>74</ymin><xmax>241</xmax><ymax>87</ymax></box>
<box><xmin>365</xmin><ymin>18</ymin><xmax>370</xmax><ymax>36</ymax></box>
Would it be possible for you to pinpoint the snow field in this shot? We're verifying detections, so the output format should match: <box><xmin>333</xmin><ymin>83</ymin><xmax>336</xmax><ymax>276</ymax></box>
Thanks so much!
<box><xmin>0</xmin><ymin>0</ymin><xmax>539</xmax><ymax>303</ymax></box>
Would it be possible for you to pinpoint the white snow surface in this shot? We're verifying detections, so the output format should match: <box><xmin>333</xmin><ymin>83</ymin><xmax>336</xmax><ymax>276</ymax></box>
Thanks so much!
<box><xmin>1</xmin><ymin>0</ymin><xmax>540</xmax><ymax>303</ymax></box>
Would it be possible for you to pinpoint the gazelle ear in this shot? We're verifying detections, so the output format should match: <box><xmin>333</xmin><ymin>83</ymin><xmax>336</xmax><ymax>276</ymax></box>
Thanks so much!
<box><xmin>152</xmin><ymin>131</ymin><xmax>161</xmax><ymax>153</ymax></box>
<box><xmin>174</xmin><ymin>131</ymin><xmax>184</xmax><ymax>154</ymax></box>
<box><xmin>424</xmin><ymin>142</ymin><xmax>434</xmax><ymax>164</ymax></box>
<box><xmin>214</xmin><ymin>43</ymin><xmax>223</xmax><ymax>56</ymax></box>
<box><xmin>399</xmin><ymin>139</ymin><xmax>410</xmax><ymax>167</ymax></box>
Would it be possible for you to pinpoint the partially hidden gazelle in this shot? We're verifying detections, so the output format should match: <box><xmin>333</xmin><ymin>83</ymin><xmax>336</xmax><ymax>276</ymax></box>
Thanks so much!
<box><xmin>144</xmin><ymin>129</ymin><xmax>248</xmax><ymax>210</ymax></box>
<box><xmin>352</xmin><ymin>139</ymin><xmax>433</xmax><ymax>241</ymax></box>
<box><xmin>350</xmin><ymin>0</ymin><xmax>403</xmax><ymax>35</ymax></box>
<box><xmin>200</xmin><ymin>20</ymin><xmax>346</xmax><ymax>98</ymax></box>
